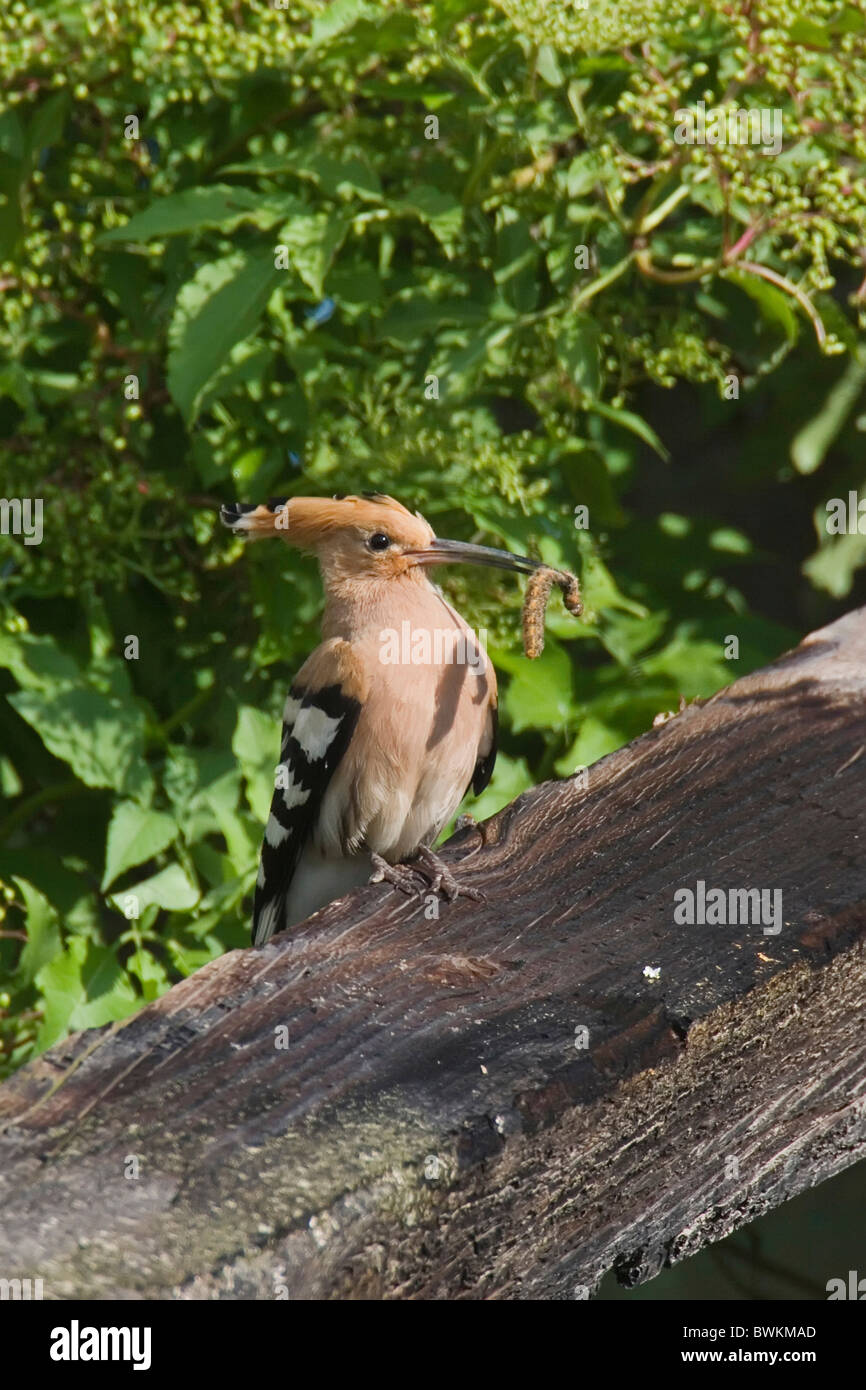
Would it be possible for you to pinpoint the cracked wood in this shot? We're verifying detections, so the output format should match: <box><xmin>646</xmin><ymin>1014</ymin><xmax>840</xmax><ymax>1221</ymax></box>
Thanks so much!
<box><xmin>0</xmin><ymin>608</ymin><xmax>864</xmax><ymax>1299</ymax></box>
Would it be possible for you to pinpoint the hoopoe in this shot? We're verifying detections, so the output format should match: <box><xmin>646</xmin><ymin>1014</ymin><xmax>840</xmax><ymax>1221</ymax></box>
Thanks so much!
<box><xmin>220</xmin><ymin>493</ymin><xmax>543</xmax><ymax>946</ymax></box>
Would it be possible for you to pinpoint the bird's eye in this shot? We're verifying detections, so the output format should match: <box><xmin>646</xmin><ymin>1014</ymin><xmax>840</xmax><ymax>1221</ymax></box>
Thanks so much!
<box><xmin>367</xmin><ymin>532</ymin><xmax>391</xmax><ymax>552</ymax></box>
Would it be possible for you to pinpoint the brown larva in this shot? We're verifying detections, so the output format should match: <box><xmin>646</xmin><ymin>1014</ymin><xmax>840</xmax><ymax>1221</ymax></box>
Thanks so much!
<box><xmin>558</xmin><ymin>570</ymin><xmax>582</xmax><ymax>616</ymax></box>
<box><xmin>522</xmin><ymin>567</ymin><xmax>557</xmax><ymax>659</ymax></box>
<box><xmin>521</xmin><ymin>566</ymin><xmax>582</xmax><ymax>658</ymax></box>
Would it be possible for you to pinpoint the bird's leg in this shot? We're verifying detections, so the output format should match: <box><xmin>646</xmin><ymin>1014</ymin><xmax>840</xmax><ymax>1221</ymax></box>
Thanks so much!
<box><xmin>369</xmin><ymin>852</ymin><xmax>426</xmax><ymax>896</ymax></box>
<box><xmin>413</xmin><ymin>845</ymin><xmax>484</xmax><ymax>903</ymax></box>
<box><xmin>368</xmin><ymin>848</ymin><xmax>484</xmax><ymax>904</ymax></box>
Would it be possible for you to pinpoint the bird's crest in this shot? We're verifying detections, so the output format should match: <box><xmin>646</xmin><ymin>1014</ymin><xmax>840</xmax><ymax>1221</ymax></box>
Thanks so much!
<box><xmin>220</xmin><ymin>493</ymin><xmax>433</xmax><ymax>551</ymax></box>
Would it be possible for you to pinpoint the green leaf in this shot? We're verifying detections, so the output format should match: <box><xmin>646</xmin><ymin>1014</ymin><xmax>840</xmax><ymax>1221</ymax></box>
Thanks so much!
<box><xmin>0</xmin><ymin>631</ymin><xmax>80</xmax><ymax>692</ymax></box>
<box><xmin>0</xmin><ymin>109</ymin><xmax>25</xmax><ymax>161</ymax></box>
<box><xmin>197</xmin><ymin>340</ymin><xmax>273</xmax><ymax>416</ymax></box>
<box><xmin>310</xmin><ymin>0</ymin><xmax>372</xmax><ymax>45</ymax></box>
<box><xmin>276</xmin><ymin>208</ymin><xmax>350</xmax><ymax>297</ymax></box>
<box><xmin>556</xmin><ymin>443</ymin><xmax>626</xmax><ymax>526</ymax></box>
<box><xmin>566</xmin><ymin>151</ymin><xmax>608</xmax><ymax>198</ymax></box>
<box><xmin>35</xmin><ymin>937</ymin><xmax>138</xmax><ymax>1049</ymax></box>
<box><xmin>536</xmin><ymin>44</ymin><xmax>564</xmax><ymax>86</ymax></box>
<box><xmin>556</xmin><ymin>713</ymin><xmax>629</xmax><ymax>772</ymax></box>
<box><xmin>30</xmin><ymin>369</ymin><xmax>81</xmax><ymax>402</ymax></box>
<box><xmin>165</xmin><ymin>932</ymin><xmax>226</xmax><ymax>976</ymax></box>
<box><xmin>99</xmin><ymin>185</ymin><xmax>286</xmax><ymax>243</ymax></box>
<box><xmin>587</xmin><ymin>399</ymin><xmax>670</xmax><ymax>461</ymax></box>
<box><xmin>0</xmin><ymin>126</ymin><xmax>24</xmax><ymax>255</ymax></box>
<box><xmin>725</xmin><ymin>267</ymin><xmax>799</xmax><ymax>345</ymax></box>
<box><xmin>829</xmin><ymin>5</ymin><xmax>865</xmax><ymax>33</ymax></box>
<box><xmin>109</xmin><ymin>863</ymin><xmax>200</xmax><ymax>915</ymax></box>
<box><xmin>436</xmin><ymin>322</ymin><xmax>513</xmax><ymax>395</ymax></box>
<box><xmin>12</xmin><ymin>877</ymin><xmax>61</xmax><ymax>988</ymax></box>
<box><xmin>123</xmin><ymin>943</ymin><xmax>171</xmax><ymax>1001</ymax></box>
<box><xmin>167</xmin><ymin>250</ymin><xmax>281</xmax><ymax>422</ymax></box>
<box><xmin>102</xmin><ymin>801</ymin><xmax>178</xmax><ymax>890</ymax></box>
<box><xmin>378</xmin><ymin>294</ymin><xmax>487</xmax><ymax>346</ymax></box>
<box><xmin>557</xmin><ymin>315</ymin><xmax>601</xmax><ymax>399</ymax></box>
<box><xmin>597</xmin><ymin>608</ymin><xmax>667</xmax><ymax>665</ymax></box>
<box><xmin>326</xmin><ymin>259</ymin><xmax>382</xmax><ymax>307</ymax></box>
<box><xmin>390</xmin><ymin>186</ymin><xmax>463</xmax><ymax>255</ymax></box>
<box><xmin>8</xmin><ymin>687</ymin><xmax>151</xmax><ymax>798</ymax></box>
<box><xmin>0</xmin><ymin>755</ymin><xmax>22</xmax><ymax>797</ymax></box>
<box><xmin>0</xmin><ymin>363</ymin><xmax>39</xmax><ymax>422</ymax></box>
<box><xmin>224</xmin><ymin>151</ymin><xmax>382</xmax><ymax>202</ymax></box>
<box><xmin>499</xmin><ymin>640</ymin><xmax>575</xmax><ymax>732</ymax></box>
<box><xmin>26</xmin><ymin>91</ymin><xmax>70</xmax><ymax>162</ymax></box>
<box><xmin>803</xmin><ymin>526</ymin><xmax>866</xmax><ymax>597</ymax></box>
<box><xmin>197</xmin><ymin>770</ymin><xmax>259</xmax><ymax>873</ymax></box>
<box><xmin>163</xmin><ymin>747</ymin><xmax>237</xmax><ymax>822</ymax></box>
<box><xmin>494</xmin><ymin>208</ymin><xmax>538</xmax><ymax>314</ymax></box>
<box><xmin>791</xmin><ymin>352</ymin><xmax>866</xmax><ymax>474</ymax></box>
<box><xmin>708</xmin><ymin>527</ymin><xmax>752</xmax><ymax>555</ymax></box>
<box><xmin>232</xmin><ymin>706</ymin><xmax>277</xmax><ymax>823</ymax></box>
<box><xmin>640</xmin><ymin>636</ymin><xmax>728</xmax><ymax>694</ymax></box>
<box><xmin>580</xmin><ymin>542</ymin><xmax>649</xmax><ymax>617</ymax></box>
<box><xmin>788</xmin><ymin>17</ymin><xmax>831</xmax><ymax>48</ymax></box>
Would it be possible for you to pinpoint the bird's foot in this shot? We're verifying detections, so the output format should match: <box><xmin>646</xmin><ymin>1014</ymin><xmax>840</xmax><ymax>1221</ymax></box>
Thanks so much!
<box><xmin>413</xmin><ymin>845</ymin><xmax>485</xmax><ymax>903</ymax></box>
<box><xmin>369</xmin><ymin>848</ymin><xmax>484</xmax><ymax>905</ymax></box>
<box><xmin>369</xmin><ymin>852</ymin><xmax>425</xmax><ymax>896</ymax></box>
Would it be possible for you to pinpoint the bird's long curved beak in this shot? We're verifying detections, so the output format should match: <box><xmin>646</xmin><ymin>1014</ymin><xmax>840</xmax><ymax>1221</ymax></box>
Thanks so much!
<box><xmin>408</xmin><ymin>537</ymin><xmax>543</xmax><ymax>575</ymax></box>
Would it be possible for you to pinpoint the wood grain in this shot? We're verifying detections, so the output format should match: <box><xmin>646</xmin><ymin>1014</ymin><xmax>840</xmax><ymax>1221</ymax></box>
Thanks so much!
<box><xmin>1</xmin><ymin>608</ymin><xmax>864</xmax><ymax>1300</ymax></box>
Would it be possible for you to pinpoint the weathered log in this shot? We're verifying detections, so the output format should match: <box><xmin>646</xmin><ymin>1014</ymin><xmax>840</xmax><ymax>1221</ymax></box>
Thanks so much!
<box><xmin>1</xmin><ymin>608</ymin><xmax>864</xmax><ymax>1300</ymax></box>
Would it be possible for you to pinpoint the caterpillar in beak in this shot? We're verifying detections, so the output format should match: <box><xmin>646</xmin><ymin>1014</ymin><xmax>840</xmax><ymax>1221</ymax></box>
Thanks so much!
<box><xmin>522</xmin><ymin>566</ymin><xmax>583</xmax><ymax>659</ymax></box>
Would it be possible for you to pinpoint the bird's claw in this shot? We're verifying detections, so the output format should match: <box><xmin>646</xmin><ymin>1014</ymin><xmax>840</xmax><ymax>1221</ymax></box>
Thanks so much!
<box><xmin>369</xmin><ymin>848</ymin><xmax>484</xmax><ymax>905</ymax></box>
<box><xmin>369</xmin><ymin>853</ymin><xmax>424</xmax><ymax>895</ymax></box>
<box><xmin>415</xmin><ymin>845</ymin><xmax>484</xmax><ymax>902</ymax></box>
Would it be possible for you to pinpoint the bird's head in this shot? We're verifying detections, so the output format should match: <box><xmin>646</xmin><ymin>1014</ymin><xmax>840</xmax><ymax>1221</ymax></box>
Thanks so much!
<box><xmin>220</xmin><ymin>493</ymin><xmax>543</xmax><ymax>589</ymax></box>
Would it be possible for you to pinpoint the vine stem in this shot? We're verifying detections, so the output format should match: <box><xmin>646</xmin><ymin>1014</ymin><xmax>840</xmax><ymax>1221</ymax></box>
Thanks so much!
<box><xmin>634</xmin><ymin>247</ymin><xmax>721</xmax><ymax>284</ymax></box>
<box><xmin>573</xmin><ymin>252</ymin><xmax>635</xmax><ymax>307</ymax></box>
<box><xmin>727</xmin><ymin>260</ymin><xmax>827</xmax><ymax>346</ymax></box>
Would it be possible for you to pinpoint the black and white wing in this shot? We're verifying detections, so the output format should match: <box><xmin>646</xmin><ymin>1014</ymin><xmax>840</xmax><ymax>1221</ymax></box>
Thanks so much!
<box><xmin>252</xmin><ymin>680</ymin><xmax>361</xmax><ymax>945</ymax></box>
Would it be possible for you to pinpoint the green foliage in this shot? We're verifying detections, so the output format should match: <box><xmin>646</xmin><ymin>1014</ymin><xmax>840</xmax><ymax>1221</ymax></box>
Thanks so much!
<box><xmin>1</xmin><ymin>0</ymin><xmax>864</xmax><ymax>1074</ymax></box>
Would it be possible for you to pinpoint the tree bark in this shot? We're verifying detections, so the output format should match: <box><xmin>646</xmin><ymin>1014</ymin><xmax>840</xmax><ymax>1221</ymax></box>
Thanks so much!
<box><xmin>1</xmin><ymin>608</ymin><xmax>865</xmax><ymax>1300</ymax></box>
